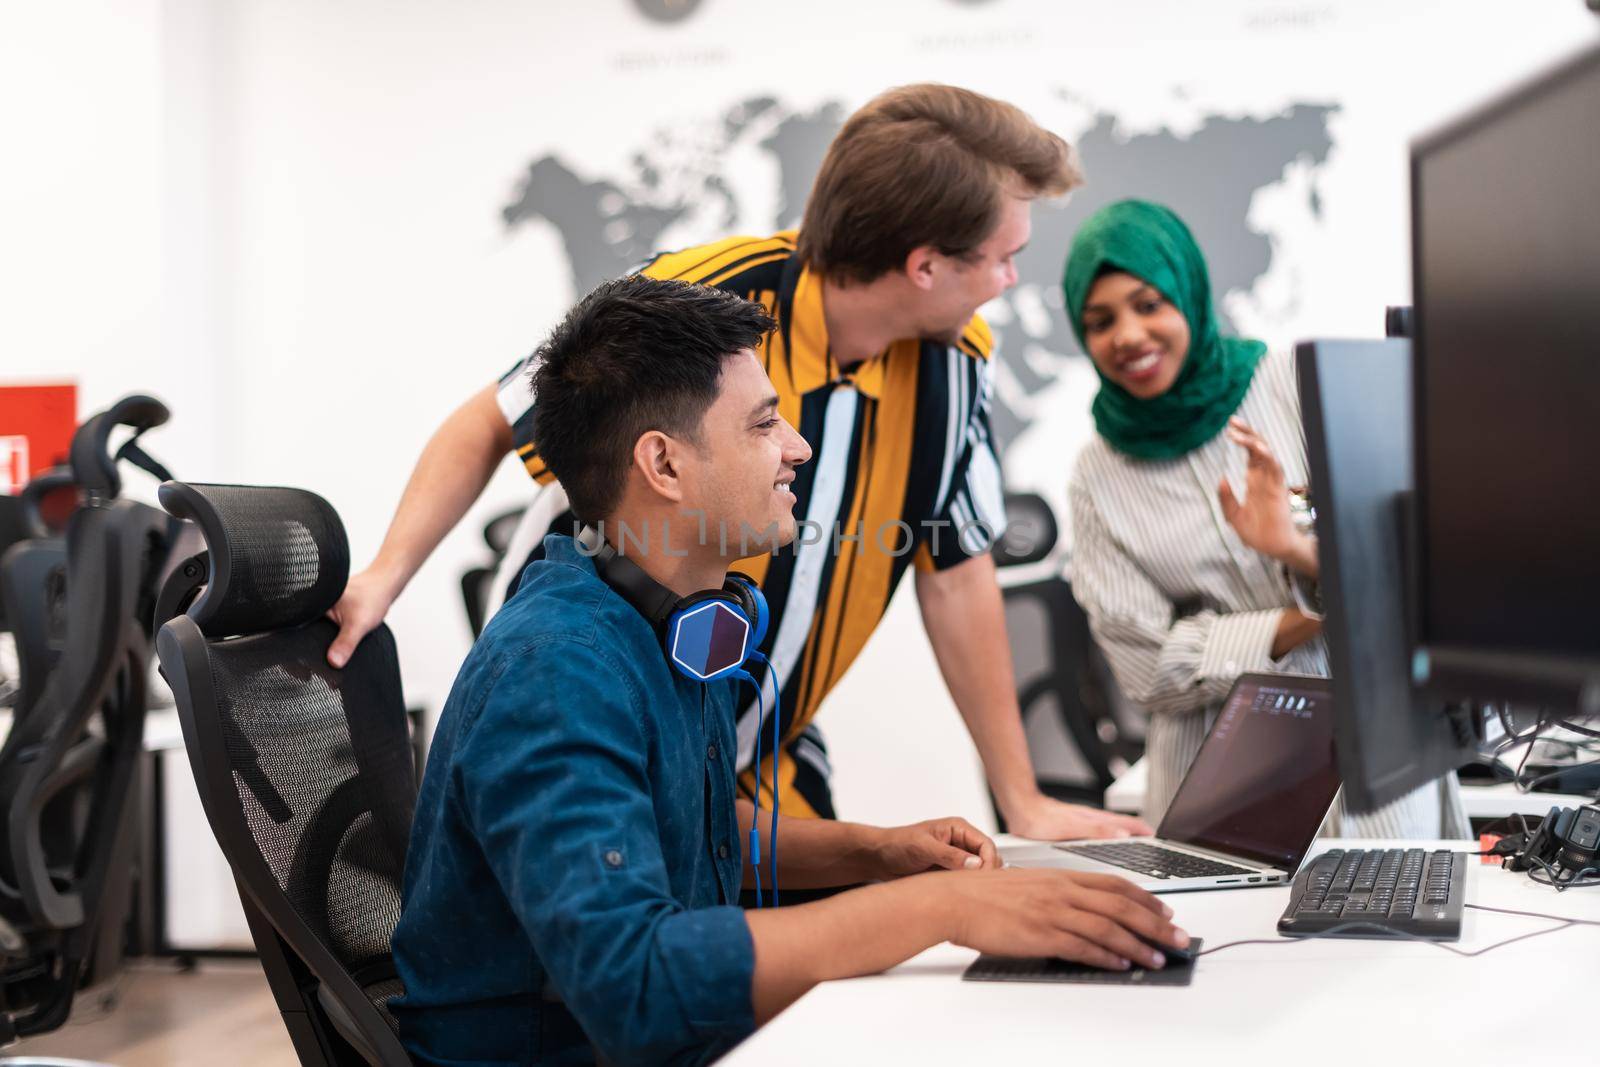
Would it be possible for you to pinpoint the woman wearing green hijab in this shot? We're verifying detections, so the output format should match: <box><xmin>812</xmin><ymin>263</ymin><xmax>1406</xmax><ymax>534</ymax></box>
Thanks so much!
<box><xmin>1062</xmin><ymin>199</ymin><xmax>1465</xmax><ymax>837</ymax></box>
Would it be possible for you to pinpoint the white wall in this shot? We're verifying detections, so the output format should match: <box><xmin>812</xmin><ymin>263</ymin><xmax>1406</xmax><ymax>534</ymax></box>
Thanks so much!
<box><xmin>3</xmin><ymin>1</ymin><xmax>197</xmax><ymax>474</ymax></box>
<box><xmin>8</xmin><ymin>0</ymin><xmax>1598</xmax><ymax>831</ymax></box>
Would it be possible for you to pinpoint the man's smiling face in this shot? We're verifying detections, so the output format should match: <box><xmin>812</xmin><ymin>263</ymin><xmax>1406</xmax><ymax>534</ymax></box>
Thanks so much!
<box><xmin>677</xmin><ymin>349</ymin><xmax>812</xmax><ymax>554</ymax></box>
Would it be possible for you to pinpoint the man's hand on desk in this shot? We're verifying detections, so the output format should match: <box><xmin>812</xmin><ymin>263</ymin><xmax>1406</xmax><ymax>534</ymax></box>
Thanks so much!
<box><xmin>741</xmin><ymin>850</ymin><xmax>1187</xmax><ymax>1022</ymax></box>
<box><xmin>1005</xmin><ymin>794</ymin><xmax>1154</xmax><ymax>841</ymax></box>
<box><xmin>944</xmin><ymin>869</ymin><xmax>1188</xmax><ymax>972</ymax></box>
<box><xmin>870</xmin><ymin>817</ymin><xmax>1000</xmax><ymax>876</ymax></box>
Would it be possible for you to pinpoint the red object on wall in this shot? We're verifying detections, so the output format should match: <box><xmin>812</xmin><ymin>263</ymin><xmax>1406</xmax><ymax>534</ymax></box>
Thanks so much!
<box><xmin>0</xmin><ymin>384</ymin><xmax>78</xmax><ymax>495</ymax></box>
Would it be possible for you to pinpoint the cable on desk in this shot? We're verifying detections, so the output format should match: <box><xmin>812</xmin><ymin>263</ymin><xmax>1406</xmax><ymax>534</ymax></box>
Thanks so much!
<box><xmin>1486</xmin><ymin>706</ymin><xmax>1600</xmax><ymax>796</ymax></box>
<box><xmin>1195</xmin><ymin>920</ymin><xmax>1577</xmax><ymax>959</ymax></box>
<box><xmin>1194</xmin><ymin>901</ymin><xmax>1600</xmax><ymax>960</ymax></box>
<box><xmin>1553</xmin><ymin>719</ymin><xmax>1600</xmax><ymax>741</ymax></box>
<box><xmin>1525</xmin><ymin>858</ymin><xmax>1600</xmax><ymax>890</ymax></box>
<box><xmin>1464</xmin><ymin>902</ymin><xmax>1600</xmax><ymax>924</ymax></box>
<box><xmin>1516</xmin><ymin>757</ymin><xmax>1600</xmax><ymax>796</ymax></box>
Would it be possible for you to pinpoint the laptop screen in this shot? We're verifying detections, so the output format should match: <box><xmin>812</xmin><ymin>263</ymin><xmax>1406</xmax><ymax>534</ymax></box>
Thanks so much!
<box><xmin>1156</xmin><ymin>673</ymin><xmax>1342</xmax><ymax>871</ymax></box>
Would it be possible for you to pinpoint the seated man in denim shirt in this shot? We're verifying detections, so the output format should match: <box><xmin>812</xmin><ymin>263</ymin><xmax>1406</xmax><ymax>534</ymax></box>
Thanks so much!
<box><xmin>391</xmin><ymin>276</ymin><xmax>1191</xmax><ymax>1066</ymax></box>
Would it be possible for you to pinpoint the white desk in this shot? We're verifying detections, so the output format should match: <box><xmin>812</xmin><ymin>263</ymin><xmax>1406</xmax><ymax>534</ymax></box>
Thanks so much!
<box><xmin>721</xmin><ymin>839</ymin><xmax>1600</xmax><ymax>1067</ymax></box>
<box><xmin>1103</xmin><ymin>755</ymin><xmax>1593</xmax><ymax>822</ymax></box>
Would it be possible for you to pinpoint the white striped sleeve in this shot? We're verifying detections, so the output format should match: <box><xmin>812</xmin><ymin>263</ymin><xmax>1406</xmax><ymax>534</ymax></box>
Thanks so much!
<box><xmin>921</xmin><ymin>360</ymin><xmax>1007</xmax><ymax>570</ymax></box>
<box><xmin>495</xmin><ymin>353</ymin><xmax>545</xmax><ymax>463</ymax></box>
<box><xmin>1068</xmin><ymin>473</ymin><xmax>1284</xmax><ymax>717</ymax></box>
<box><xmin>496</xmin><ymin>354</ymin><xmax>537</xmax><ymax>429</ymax></box>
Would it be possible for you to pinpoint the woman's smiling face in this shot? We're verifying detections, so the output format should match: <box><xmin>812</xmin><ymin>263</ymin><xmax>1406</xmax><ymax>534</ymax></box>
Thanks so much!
<box><xmin>1080</xmin><ymin>270</ymin><xmax>1192</xmax><ymax>399</ymax></box>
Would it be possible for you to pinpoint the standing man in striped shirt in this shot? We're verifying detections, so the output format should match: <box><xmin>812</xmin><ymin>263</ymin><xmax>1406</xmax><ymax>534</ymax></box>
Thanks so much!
<box><xmin>328</xmin><ymin>84</ymin><xmax>1153</xmax><ymax>842</ymax></box>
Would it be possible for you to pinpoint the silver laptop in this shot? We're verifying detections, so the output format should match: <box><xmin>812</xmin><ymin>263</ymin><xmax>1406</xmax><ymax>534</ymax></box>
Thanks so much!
<box><xmin>1003</xmin><ymin>673</ymin><xmax>1341</xmax><ymax>893</ymax></box>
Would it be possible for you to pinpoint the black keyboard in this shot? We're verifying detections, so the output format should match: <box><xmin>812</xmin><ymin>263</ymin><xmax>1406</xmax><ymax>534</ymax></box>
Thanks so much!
<box><xmin>1278</xmin><ymin>848</ymin><xmax>1465</xmax><ymax>941</ymax></box>
<box><xmin>1056</xmin><ymin>840</ymin><xmax>1258</xmax><ymax>880</ymax></box>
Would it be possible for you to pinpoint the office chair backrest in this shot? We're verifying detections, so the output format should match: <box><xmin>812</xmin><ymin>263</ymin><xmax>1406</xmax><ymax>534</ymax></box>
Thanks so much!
<box><xmin>17</xmin><ymin>467</ymin><xmax>79</xmax><ymax>541</ymax></box>
<box><xmin>72</xmin><ymin>395</ymin><xmax>191</xmax><ymax>644</ymax></box>
<box><xmin>0</xmin><ymin>537</ymin><xmax>68</xmax><ymax>722</ymax></box>
<box><xmin>155</xmin><ymin>481</ymin><xmax>415</xmax><ymax>1067</ymax></box>
<box><xmin>0</xmin><ymin>496</ymin><xmax>165</xmax><ymax>1038</ymax></box>
<box><xmin>460</xmin><ymin>495</ymin><xmax>585</xmax><ymax>637</ymax></box>
<box><xmin>990</xmin><ymin>491</ymin><xmax>1058</xmax><ymax>568</ymax></box>
<box><xmin>0</xmin><ymin>497</ymin><xmax>30</xmax><ymax>634</ymax></box>
<box><xmin>459</xmin><ymin>505</ymin><xmax>529</xmax><ymax>638</ymax></box>
<box><xmin>1</xmin><ymin>467</ymin><xmax>74</xmax><ymax>646</ymax></box>
<box><xmin>2</xmin><ymin>467</ymin><xmax>76</xmax><ymax>716</ymax></box>
<box><xmin>990</xmin><ymin>492</ymin><xmax>1138</xmax><ymax>808</ymax></box>
<box><xmin>69</xmin><ymin>394</ymin><xmax>171</xmax><ymax>502</ymax></box>
<box><xmin>481</xmin><ymin>507</ymin><xmax>523</xmax><ymax>555</ymax></box>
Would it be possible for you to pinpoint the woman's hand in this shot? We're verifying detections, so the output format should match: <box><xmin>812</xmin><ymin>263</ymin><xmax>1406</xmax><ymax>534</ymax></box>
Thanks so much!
<box><xmin>1005</xmin><ymin>795</ymin><xmax>1153</xmax><ymax>842</ymax></box>
<box><xmin>1217</xmin><ymin>417</ymin><xmax>1318</xmax><ymax>577</ymax></box>
<box><xmin>1271</xmin><ymin>606</ymin><xmax>1322</xmax><ymax>659</ymax></box>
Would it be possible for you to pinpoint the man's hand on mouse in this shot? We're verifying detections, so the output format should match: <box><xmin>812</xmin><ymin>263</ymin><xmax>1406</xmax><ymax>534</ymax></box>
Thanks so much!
<box><xmin>939</xmin><ymin>868</ymin><xmax>1190</xmax><ymax>971</ymax></box>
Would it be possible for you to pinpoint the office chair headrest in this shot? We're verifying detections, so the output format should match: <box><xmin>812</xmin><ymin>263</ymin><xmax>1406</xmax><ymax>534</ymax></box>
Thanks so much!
<box><xmin>990</xmin><ymin>491</ymin><xmax>1057</xmax><ymax>568</ymax></box>
<box><xmin>157</xmin><ymin>481</ymin><xmax>350</xmax><ymax>639</ymax></box>
<box><xmin>70</xmin><ymin>393</ymin><xmax>172</xmax><ymax>500</ymax></box>
<box><xmin>17</xmin><ymin>465</ymin><xmax>77</xmax><ymax>539</ymax></box>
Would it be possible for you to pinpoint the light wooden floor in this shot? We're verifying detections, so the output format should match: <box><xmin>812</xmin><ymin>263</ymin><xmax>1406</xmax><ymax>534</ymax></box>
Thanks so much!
<box><xmin>5</xmin><ymin>959</ymin><xmax>296</xmax><ymax>1066</ymax></box>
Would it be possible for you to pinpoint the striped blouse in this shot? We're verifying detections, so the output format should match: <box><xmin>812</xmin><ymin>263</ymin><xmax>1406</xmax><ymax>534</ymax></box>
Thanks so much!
<box><xmin>1068</xmin><ymin>348</ymin><xmax>1467</xmax><ymax>838</ymax></box>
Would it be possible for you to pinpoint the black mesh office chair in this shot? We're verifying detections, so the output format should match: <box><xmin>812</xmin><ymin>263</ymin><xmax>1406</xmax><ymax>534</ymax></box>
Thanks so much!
<box><xmin>0</xmin><ymin>494</ymin><xmax>167</xmax><ymax>1043</ymax></box>
<box><xmin>2</xmin><ymin>392</ymin><xmax>175</xmax><ymax>722</ymax></box>
<box><xmin>460</xmin><ymin>496</ymin><xmax>583</xmax><ymax>638</ymax></box>
<box><xmin>1</xmin><ymin>469</ymin><xmax>79</xmax><ymax>722</ymax></box>
<box><xmin>0</xmin><ymin>544</ymin><xmax>67</xmax><ymax>725</ymax></box>
<box><xmin>1</xmin><ymin>469</ymin><xmax>76</xmax><ymax>718</ymax></box>
<box><xmin>0</xmin><ymin>496</ymin><xmax>27</xmax><ymax>711</ymax></box>
<box><xmin>154</xmin><ymin>481</ymin><xmax>415</xmax><ymax>1067</ymax></box>
<box><xmin>0</xmin><ymin>397</ymin><xmax>178</xmax><ymax>1050</ymax></box>
<box><xmin>458</xmin><ymin>505</ymin><xmax>525</xmax><ymax>638</ymax></box>
<box><xmin>992</xmin><ymin>492</ymin><xmax>1141</xmax><ymax>811</ymax></box>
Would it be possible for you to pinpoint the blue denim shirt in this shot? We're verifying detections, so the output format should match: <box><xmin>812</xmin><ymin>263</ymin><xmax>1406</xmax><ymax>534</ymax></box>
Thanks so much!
<box><xmin>391</xmin><ymin>535</ymin><xmax>754</xmax><ymax>1066</ymax></box>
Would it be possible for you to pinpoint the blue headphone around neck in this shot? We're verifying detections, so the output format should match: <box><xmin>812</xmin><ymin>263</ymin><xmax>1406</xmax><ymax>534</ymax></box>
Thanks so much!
<box><xmin>579</xmin><ymin>527</ymin><xmax>782</xmax><ymax>906</ymax></box>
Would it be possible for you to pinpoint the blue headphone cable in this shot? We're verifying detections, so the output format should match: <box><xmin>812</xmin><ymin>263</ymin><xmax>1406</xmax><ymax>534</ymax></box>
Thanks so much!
<box><xmin>745</xmin><ymin>667</ymin><xmax>764</xmax><ymax>907</ymax></box>
<box><xmin>734</xmin><ymin>652</ymin><xmax>780</xmax><ymax>908</ymax></box>
<box><xmin>748</xmin><ymin>651</ymin><xmax>779</xmax><ymax>907</ymax></box>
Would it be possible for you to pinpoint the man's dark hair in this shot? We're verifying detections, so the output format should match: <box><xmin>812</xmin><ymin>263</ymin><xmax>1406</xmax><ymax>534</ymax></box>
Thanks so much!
<box><xmin>529</xmin><ymin>275</ymin><xmax>777</xmax><ymax>524</ymax></box>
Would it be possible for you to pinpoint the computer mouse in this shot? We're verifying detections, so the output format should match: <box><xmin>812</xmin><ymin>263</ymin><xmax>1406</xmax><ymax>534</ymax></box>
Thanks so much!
<box><xmin>1137</xmin><ymin>934</ymin><xmax>1197</xmax><ymax>966</ymax></box>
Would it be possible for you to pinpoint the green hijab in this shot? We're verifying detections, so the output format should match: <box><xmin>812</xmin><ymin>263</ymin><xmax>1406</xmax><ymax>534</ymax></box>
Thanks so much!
<box><xmin>1061</xmin><ymin>199</ymin><xmax>1264</xmax><ymax>461</ymax></box>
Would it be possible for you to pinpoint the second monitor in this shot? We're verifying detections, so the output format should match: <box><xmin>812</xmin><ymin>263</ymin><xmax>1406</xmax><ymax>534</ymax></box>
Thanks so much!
<box><xmin>1297</xmin><ymin>338</ymin><xmax>1477</xmax><ymax>814</ymax></box>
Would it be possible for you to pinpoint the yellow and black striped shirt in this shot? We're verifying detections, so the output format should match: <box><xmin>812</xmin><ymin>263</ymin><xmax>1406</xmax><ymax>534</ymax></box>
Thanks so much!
<box><xmin>495</xmin><ymin>232</ymin><xmax>1006</xmax><ymax>817</ymax></box>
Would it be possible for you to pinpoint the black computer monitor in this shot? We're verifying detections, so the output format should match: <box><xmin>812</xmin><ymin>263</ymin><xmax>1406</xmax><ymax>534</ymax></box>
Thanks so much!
<box><xmin>1410</xmin><ymin>42</ymin><xmax>1600</xmax><ymax>716</ymax></box>
<box><xmin>1298</xmin><ymin>339</ymin><xmax>1477</xmax><ymax>814</ymax></box>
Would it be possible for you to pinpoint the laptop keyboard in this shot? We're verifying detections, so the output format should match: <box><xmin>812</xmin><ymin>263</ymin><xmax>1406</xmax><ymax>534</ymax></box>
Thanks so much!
<box><xmin>1055</xmin><ymin>840</ymin><xmax>1257</xmax><ymax>880</ymax></box>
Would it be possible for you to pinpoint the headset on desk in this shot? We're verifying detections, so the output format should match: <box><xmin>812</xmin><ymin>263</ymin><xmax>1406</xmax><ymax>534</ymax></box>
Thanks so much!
<box><xmin>1484</xmin><ymin>805</ymin><xmax>1600</xmax><ymax>891</ymax></box>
